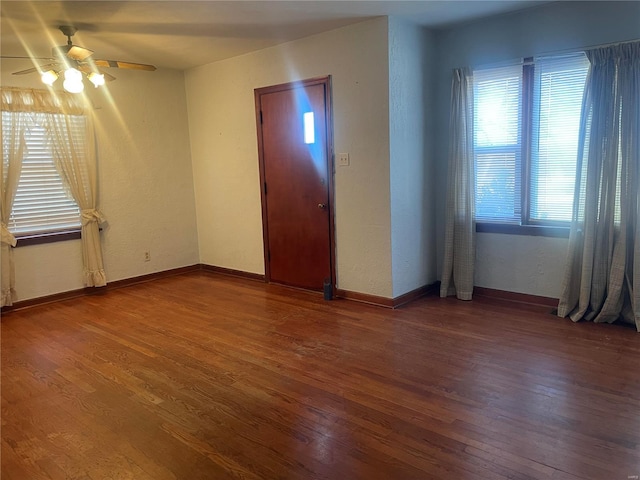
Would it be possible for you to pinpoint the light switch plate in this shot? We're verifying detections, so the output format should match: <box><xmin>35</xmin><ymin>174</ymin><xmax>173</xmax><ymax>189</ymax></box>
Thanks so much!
<box><xmin>338</xmin><ymin>153</ymin><xmax>350</xmax><ymax>166</ymax></box>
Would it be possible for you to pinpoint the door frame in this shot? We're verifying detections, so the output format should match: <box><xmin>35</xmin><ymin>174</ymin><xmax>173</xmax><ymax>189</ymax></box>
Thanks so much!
<box><xmin>254</xmin><ymin>75</ymin><xmax>336</xmax><ymax>292</ymax></box>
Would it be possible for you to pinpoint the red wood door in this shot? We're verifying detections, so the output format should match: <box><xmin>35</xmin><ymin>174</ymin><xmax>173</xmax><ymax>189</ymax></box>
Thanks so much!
<box><xmin>256</xmin><ymin>78</ymin><xmax>333</xmax><ymax>291</ymax></box>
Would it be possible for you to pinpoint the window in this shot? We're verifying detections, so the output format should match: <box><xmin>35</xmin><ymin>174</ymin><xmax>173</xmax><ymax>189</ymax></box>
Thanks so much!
<box><xmin>473</xmin><ymin>53</ymin><xmax>590</xmax><ymax>228</ymax></box>
<box><xmin>303</xmin><ymin>111</ymin><xmax>315</xmax><ymax>144</ymax></box>
<box><xmin>1</xmin><ymin>112</ymin><xmax>83</xmax><ymax>239</ymax></box>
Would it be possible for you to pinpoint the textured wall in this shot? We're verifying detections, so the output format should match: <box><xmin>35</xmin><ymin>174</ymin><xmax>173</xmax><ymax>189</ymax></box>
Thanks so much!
<box><xmin>475</xmin><ymin>234</ymin><xmax>568</xmax><ymax>298</ymax></box>
<box><xmin>186</xmin><ymin>18</ymin><xmax>394</xmax><ymax>297</ymax></box>
<box><xmin>433</xmin><ymin>1</ymin><xmax>640</xmax><ymax>298</ymax></box>
<box><xmin>1</xmin><ymin>66</ymin><xmax>200</xmax><ymax>301</ymax></box>
<box><xmin>388</xmin><ymin>17</ymin><xmax>436</xmax><ymax>298</ymax></box>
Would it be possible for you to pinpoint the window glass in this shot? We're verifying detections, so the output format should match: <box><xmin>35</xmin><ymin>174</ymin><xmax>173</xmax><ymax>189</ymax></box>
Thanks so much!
<box><xmin>530</xmin><ymin>54</ymin><xmax>590</xmax><ymax>222</ymax></box>
<box><xmin>2</xmin><ymin>112</ymin><xmax>82</xmax><ymax>236</ymax></box>
<box><xmin>473</xmin><ymin>65</ymin><xmax>522</xmax><ymax>223</ymax></box>
<box><xmin>473</xmin><ymin>54</ymin><xmax>590</xmax><ymax>227</ymax></box>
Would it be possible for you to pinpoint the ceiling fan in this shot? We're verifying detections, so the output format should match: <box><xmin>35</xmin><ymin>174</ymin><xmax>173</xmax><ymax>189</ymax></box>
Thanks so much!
<box><xmin>5</xmin><ymin>25</ymin><xmax>156</xmax><ymax>93</ymax></box>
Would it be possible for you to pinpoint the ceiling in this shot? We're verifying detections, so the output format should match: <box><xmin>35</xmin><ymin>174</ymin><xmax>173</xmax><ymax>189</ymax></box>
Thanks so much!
<box><xmin>1</xmin><ymin>1</ymin><xmax>547</xmax><ymax>71</ymax></box>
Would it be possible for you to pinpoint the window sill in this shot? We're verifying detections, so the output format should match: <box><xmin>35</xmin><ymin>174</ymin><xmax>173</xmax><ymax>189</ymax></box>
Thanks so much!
<box><xmin>476</xmin><ymin>223</ymin><xmax>570</xmax><ymax>238</ymax></box>
<box><xmin>15</xmin><ymin>229</ymin><xmax>81</xmax><ymax>247</ymax></box>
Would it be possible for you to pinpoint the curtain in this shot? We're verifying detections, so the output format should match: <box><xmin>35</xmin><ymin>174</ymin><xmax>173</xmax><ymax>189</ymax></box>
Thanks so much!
<box><xmin>0</xmin><ymin>107</ymin><xmax>26</xmax><ymax>306</ymax></box>
<box><xmin>440</xmin><ymin>68</ymin><xmax>475</xmax><ymax>300</ymax></box>
<box><xmin>557</xmin><ymin>42</ymin><xmax>640</xmax><ymax>331</ymax></box>
<box><xmin>44</xmin><ymin>107</ymin><xmax>106</xmax><ymax>287</ymax></box>
<box><xmin>0</xmin><ymin>87</ymin><xmax>106</xmax><ymax>290</ymax></box>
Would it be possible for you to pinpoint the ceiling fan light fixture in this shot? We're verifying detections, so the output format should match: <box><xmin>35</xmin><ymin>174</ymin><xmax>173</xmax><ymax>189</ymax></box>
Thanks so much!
<box><xmin>9</xmin><ymin>26</ymin><xmax>156</xmax><ymax>91</ymax></box>
<box><xmin>40</xmin><ymin>70</ymin><xmax>58</xmax><ymax>86</ymax></box>
<box><xmin>88</xmin><ymin>72</ymin><xmax>105</xmax><ymax>88</ymax></box>
<box><xmin>63</xmin><ymin>67</ymin><xmax>84</xmax><ymax>93</ymax></box>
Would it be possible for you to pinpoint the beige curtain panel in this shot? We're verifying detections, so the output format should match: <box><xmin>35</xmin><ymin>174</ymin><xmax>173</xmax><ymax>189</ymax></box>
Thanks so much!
<box><xmin>557</xmin><ymin>42</ymin><xmax>640</xmax><ymax>331</ymax></box>
<box><xmin>440</xmin><ymin>68</ymin><xmax>475</xmax><ymax>300</ymax></box>
<box><xmin>0</xmin><ymin>102</ymin><xmax>26</xmax><ymax>307</ymax></box>
<box><xmin>44</xmin><ymin>112</ymin><xmax>106</xmax><ymax>287</ymax></box>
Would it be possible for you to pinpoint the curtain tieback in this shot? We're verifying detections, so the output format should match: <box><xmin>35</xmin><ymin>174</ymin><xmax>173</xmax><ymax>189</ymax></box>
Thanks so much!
<box><xmin>0</xmin><ymin>222</ymin><xmax>17</xmax><ymax>247</ymax></box>
<box><xmin>81</xmin><ymin>209</ymin><xmax>105</xmax><ymax>226</ymax></box>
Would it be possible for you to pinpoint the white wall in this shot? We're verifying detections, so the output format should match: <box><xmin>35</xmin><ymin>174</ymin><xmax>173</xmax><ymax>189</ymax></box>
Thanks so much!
<box><xmin>12</xmin><ymin>3</ymin><xmax>631</xmax><ymax>303</ymax></box>
<box><xmin>434</xmin><ymin>1</ymin><xmax>640</xmax><ymax>298</ymax></box>
<box><xmin>186</xmin><ymin>18</ymin><xmax>394</xmax><ymax>297</ymax></box>
<box><xmin>1</xmin><ymin>66</ymin><xmax>200</xmax><ymax>301</ymax></box>
<box><xmin>388</xmin><ymin>17</ymin><xmax>436</xmax><ymax>297</ymax></box>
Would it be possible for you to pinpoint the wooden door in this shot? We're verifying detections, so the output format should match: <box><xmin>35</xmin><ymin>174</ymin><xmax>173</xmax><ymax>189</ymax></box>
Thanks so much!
<box><xmin>255</xmin><ymin>77</ymin><xmax>334</xmax><ymax>291</ymax></box>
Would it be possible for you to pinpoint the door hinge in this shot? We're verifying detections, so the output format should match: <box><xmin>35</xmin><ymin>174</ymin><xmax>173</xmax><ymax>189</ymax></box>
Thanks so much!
<box><xmin>264</xmin><ymin>182</ymin><xmax>268</xmax><ymax>195</ymax></box>
<box><xmin>260</xmin><ymin>110</ymin><xmax>263</xmax><ymax>124</ymax></box>
<box><xmin>268</xmin><ymin>250</ymin><xmax>271</xmax><ymax>261</ymax></box>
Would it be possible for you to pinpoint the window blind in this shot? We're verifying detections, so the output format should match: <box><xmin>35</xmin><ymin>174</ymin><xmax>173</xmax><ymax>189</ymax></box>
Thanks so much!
<box><xmin>530</xmin><ymin>53</ymin><xmax>590</xmax><ymax>223</ymax></box>
<box><xmin>473</xmin><ymin>64</ymin><xmax>523</xmax><ymax>223</ymax></box>
<box><xmin>2</xmin><ymin>112</ymin><xmax>82</xmax><ymax>236</ymax></box>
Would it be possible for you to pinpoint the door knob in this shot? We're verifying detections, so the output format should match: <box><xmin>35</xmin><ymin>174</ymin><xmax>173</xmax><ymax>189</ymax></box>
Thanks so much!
<box><xmin>318</xmin><ymin>203</ymin><xmax>326</xmax><ymax>209</ymax></box>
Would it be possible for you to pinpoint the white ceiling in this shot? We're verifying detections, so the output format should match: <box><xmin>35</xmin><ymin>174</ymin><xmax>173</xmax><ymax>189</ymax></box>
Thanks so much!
<box><xmin>1</xmin><ymin>1</ymin><xmax>547</xmax><ymax>71</ymax></box>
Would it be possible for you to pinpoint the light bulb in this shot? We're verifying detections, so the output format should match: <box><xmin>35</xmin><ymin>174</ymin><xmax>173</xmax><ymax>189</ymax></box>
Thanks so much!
<box><xmin>88</xmin><ymin>72</ymin><xmax>105</xmax><ymax>88</ymax></box>
<box><xmin>64</xmin><ymin>67</ymin><xmax>82</xmax><ymax>82</ymax></box>
<box><xmin>63</xmin><ymin>68</ymin><xmax>84</xmax><ymax>93</ymax></box>
<box><xmin>41</xmin><ymin>70</ymin><xmax>58</xmax><ymax>86</ymax></box>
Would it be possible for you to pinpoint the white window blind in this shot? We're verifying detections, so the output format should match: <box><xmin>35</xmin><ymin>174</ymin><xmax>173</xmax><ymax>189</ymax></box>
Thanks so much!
<box><xmin>473</xmin><ymin>64</ymin><xmax>523</xmax><ymax>223</ymax></box>
<box><xmin>472</xmin><ymin>54</ymin><xmax>590</xmax><ymax>227</ymax></box>
<box><xmin>2</xmin><ymin>112</ymin><xmax>82</xmax><ymax>236</ymax></box>
<box><xmin>530</xmin><ymin>53</ymin><xmax>590</xmax><ymax>223</ymax></box>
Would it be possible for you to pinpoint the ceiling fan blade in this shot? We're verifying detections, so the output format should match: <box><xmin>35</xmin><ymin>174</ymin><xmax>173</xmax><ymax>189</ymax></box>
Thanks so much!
<box><xmin>12</xmin><ymin>66</ymin><xmax>40</xmax><ymax>75</ymax></box>
<box><xmin>1</xmin><ymin>56</ymin><xmax>54</xmax><ymax>61</ymax></box>
<box><xmin>67</xmin><ymin>45</ymin><xmax>93</xmax><ymax>61</ymax></box>
<box><xmin>12</xmin><ymin>63</ymin><xmax>61</xmax><ymax>75</ymax></box>
<box><xmin>93</xmin><ymin>60</ymin><xmax>156</xmax><ymax>71</ymax></box>
<box><xmin>101</xmin><ymin>70</ymin><xmax>117</xmax><ymax>82</ymax></box>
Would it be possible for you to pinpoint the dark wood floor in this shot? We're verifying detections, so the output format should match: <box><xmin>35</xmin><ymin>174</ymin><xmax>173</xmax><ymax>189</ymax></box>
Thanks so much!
<box><xmin>2</xmin><ymin>272</ymin><xmax>638</xmax><ymax>479</ymax></box>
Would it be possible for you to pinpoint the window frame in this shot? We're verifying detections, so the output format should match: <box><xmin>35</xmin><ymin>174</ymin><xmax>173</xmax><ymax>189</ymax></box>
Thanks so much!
<box><xmin>473</xmin><ymin>55</ymin><xmax>588</xmax><ymax>237</ymax></box>
<box><xmin>15</xmin><ymin>229</ymin><xmax>81</xmax><ymax>247</ymax></box>
<box><xmin>2</xmin><ymin>110</ymin><xmax>84</xmax><ymax>247</ymax></box>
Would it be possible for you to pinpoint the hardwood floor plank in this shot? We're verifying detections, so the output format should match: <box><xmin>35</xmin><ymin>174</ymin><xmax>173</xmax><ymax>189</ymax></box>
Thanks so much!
<box><xmin>2</xmin><ymin>271</ymin><xmax>639</xmax><ymax>479</ymax></box>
